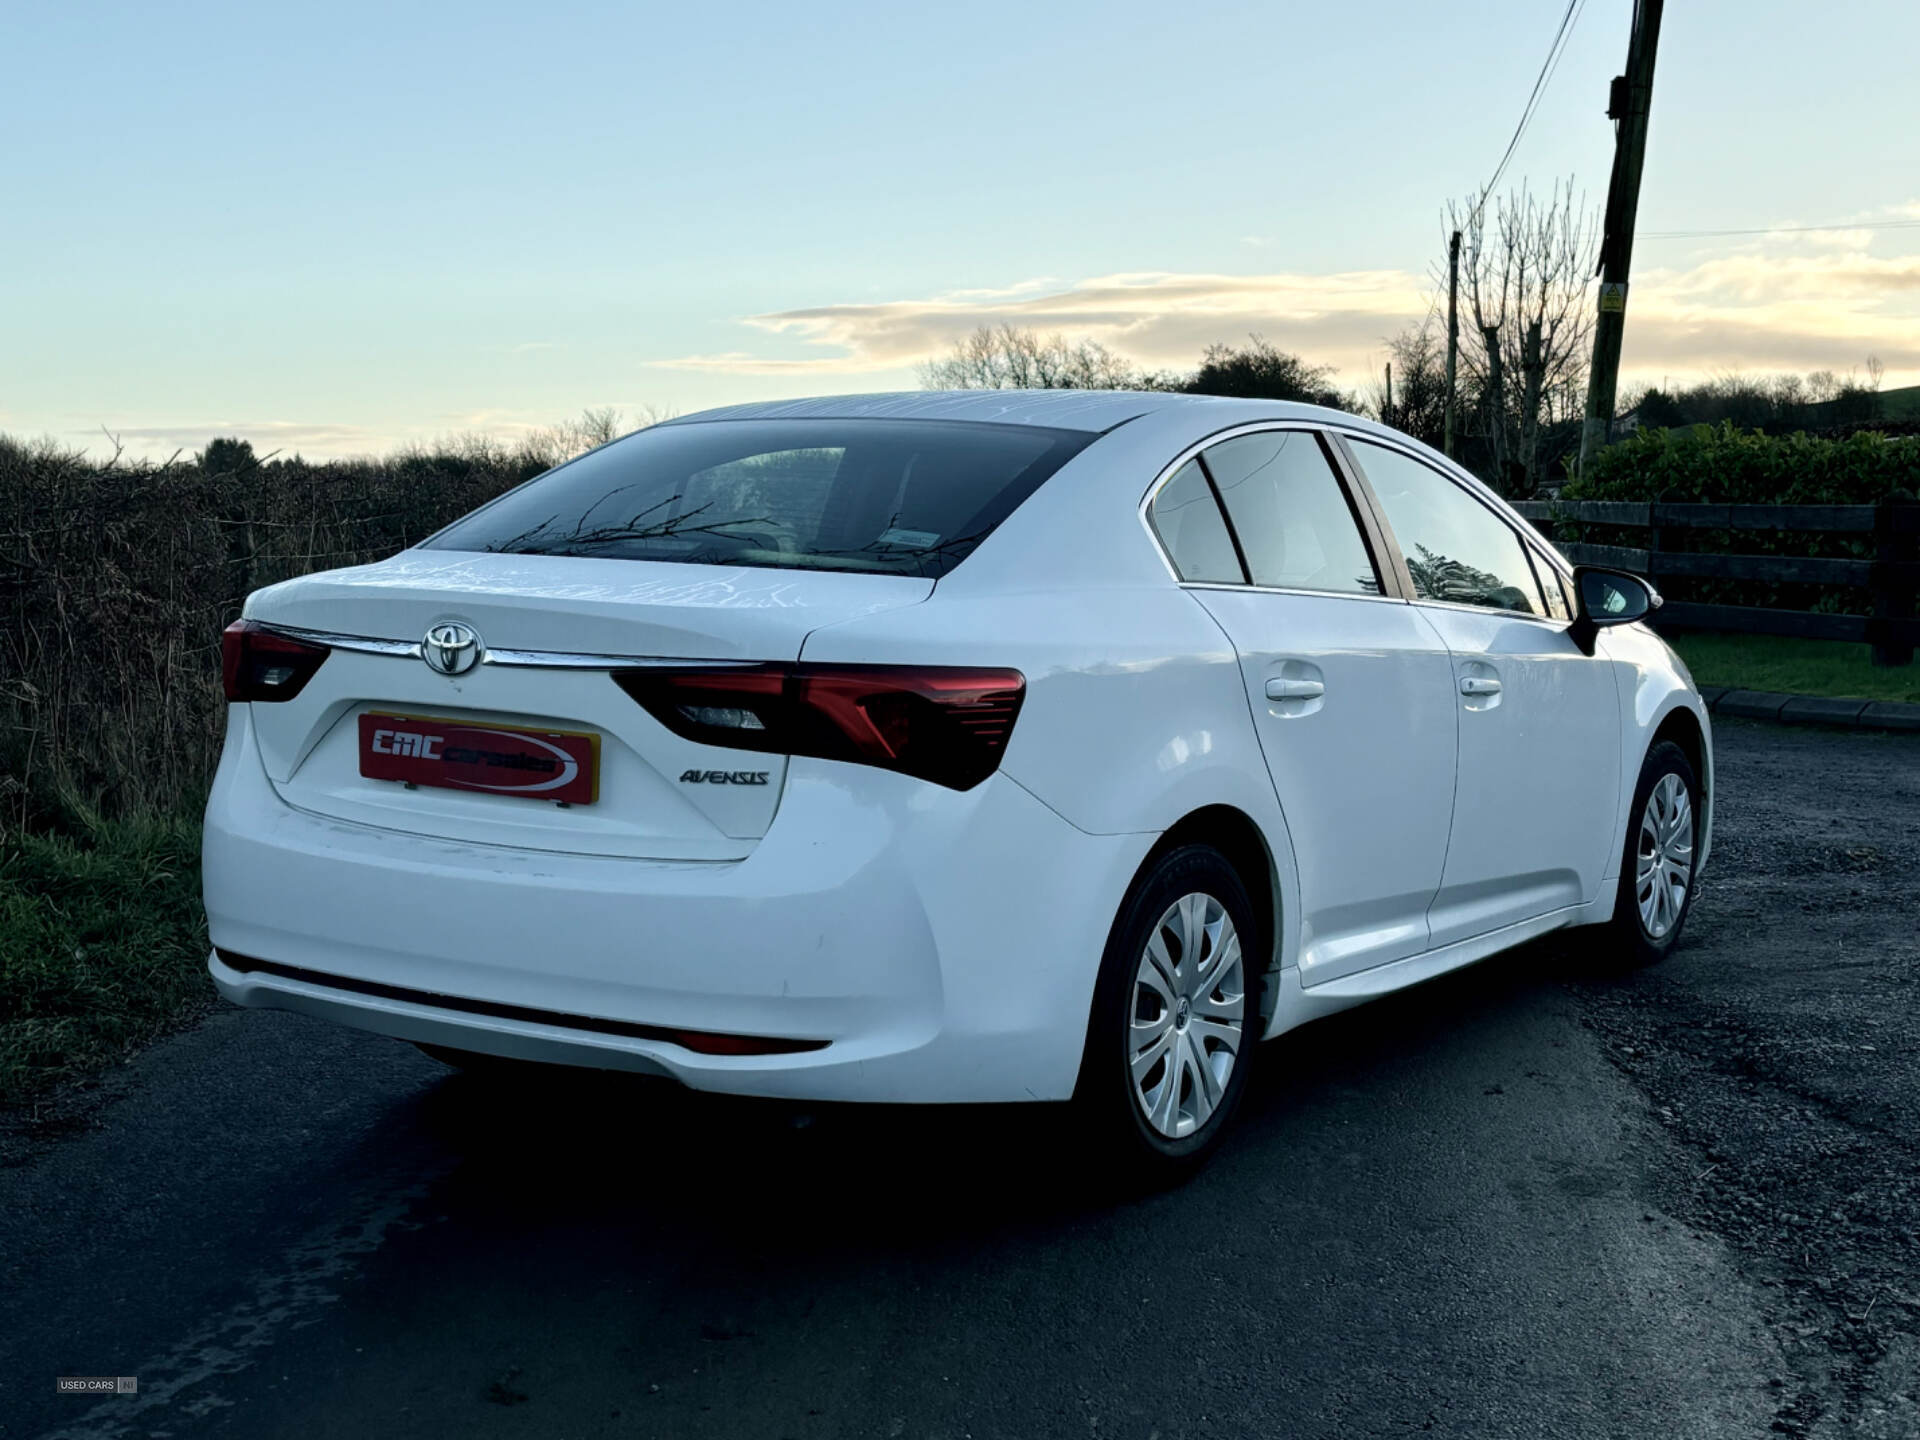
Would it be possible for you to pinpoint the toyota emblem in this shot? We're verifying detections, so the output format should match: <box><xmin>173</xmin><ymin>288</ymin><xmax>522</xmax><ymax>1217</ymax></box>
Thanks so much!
<box><xmin>421</xmin><ymin>622</ymin><xmax>483</xmax><ymax>676</ymax></box>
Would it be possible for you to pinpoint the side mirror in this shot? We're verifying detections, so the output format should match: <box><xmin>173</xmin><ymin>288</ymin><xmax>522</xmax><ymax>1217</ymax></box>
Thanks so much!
<box><xmin>1567</xmin><ymin>566</ymin><xmax>1662</xmax><ymax>655</ymax></box>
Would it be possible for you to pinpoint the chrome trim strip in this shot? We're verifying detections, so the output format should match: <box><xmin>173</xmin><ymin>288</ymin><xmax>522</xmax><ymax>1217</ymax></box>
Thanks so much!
<box><xmin>1406</xmin><ymin>596</ymin><xmax>1572</xmax><ymax>629</ymax></box>
<box><xmin>1318</xmin><ymin>423</ymin><xmax>1539</xmax><ymax>535</ymax></box>
<box><xmin>255</xmin><ymin>623</ymin><xmax>754</xmax><ymax>671</ymax></box>
<box><xmin>1139</xmin><ymin>420</ymin><xmax>1577</xmax><ymax>627</ymax></box>
<box><xmin>1324</xmin><ymin>424</ymin><xmax>1582</xmax><ymax>587</ymax></box>
<box><xmin>1321</xmin><ymin>426</ymin><xmax>1578</xmax><ymax>622</ymax></box>
<box><xmin>1178</xmin><ymin>581</ymin><xmax>1406</xmax><ymax>607</ymax></box>
<box><xmin>256</xmin><ymin>625</ymin><xmax>421</xmax><ymax>658</ymax></box>
<box><xmin>1136</xmin><ymin>420</ymin><xmax>1342</xmax><ymax>589</ymax></box>
<box><xmin>483</xmin><ymin>648</ymin><xmax>752</xmax><ymax>671</ymax></box>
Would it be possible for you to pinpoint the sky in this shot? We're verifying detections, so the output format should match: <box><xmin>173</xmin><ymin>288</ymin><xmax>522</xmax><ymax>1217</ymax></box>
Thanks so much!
<box><xmin>4</xmin><ymin>0</ymin><xmax>1918</xmax><ymax>457</ymax></box>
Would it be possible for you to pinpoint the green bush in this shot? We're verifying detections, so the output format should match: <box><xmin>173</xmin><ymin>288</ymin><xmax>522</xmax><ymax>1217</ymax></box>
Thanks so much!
<box><xmin>1565</xmin><ymin>422</ymin><xmax>1920</xmax><ymax>505</ymax></box>
<box><xmin>1556</xmin><ymin>424</ymin><xmax>1920</xmax><ymax>615</ymax></box>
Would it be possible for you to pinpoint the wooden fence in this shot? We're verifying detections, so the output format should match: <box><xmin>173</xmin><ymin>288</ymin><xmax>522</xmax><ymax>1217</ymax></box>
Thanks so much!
<box><xmin>1512</xmin><ymin>498</ymin><xmax>1920</xmax><ymax>666</ymax></box>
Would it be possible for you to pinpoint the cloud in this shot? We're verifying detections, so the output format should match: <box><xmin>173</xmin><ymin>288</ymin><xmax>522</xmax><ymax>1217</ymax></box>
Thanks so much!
<box><xmin>649</xmin><ymin>238</ymin><xmax>1920</xmax><ymax>389</ymax></box>
<box><xmin>61</xmin><ymin>399</ymin><xmax>669</xmax><ymax>461</ymax></box>
<box><xmin>652</xmin><ymin>349</ymin><xmax>900</xmax><ymax>376</ymax></box>
<box><xmin>76</xmin><ymin>420</ymin><xmax>391</xmax><ymax>455</ymax></box>
<box><xmin>653</xmin><ymin>268</ymin><xmax>1434</xmax><ymax>380</ymax></box>
<box><xmin>1629</xmin><ymin>250</ymin><xmax>1920</xmax><ymax>374</ymax></box>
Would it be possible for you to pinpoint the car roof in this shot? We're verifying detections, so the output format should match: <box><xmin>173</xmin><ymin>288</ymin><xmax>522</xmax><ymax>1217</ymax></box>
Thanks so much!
<box><xmin>659</xmin><ymin>388</ymin><xmax>1359</xmax><ymax>435</ymax></box>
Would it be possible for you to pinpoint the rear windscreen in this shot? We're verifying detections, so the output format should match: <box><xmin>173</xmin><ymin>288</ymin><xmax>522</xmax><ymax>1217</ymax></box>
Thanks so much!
<box><xmin>422</xmin><ymin>418</ymin><xmax>1095</xmax><ymax>579</ymax></box>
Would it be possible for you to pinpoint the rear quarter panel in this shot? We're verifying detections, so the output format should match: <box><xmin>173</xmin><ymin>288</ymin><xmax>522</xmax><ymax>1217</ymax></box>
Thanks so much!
<box><xmin>798</xmin><ymin>408</ymin><xmax>1309</xmax><ymax>987</ymax></box>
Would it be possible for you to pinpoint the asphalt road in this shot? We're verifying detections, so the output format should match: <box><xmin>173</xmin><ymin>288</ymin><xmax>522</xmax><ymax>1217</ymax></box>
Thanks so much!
<box><xmin>3</xmin><ymin>719</ymin><xmax>1916</xmax><ymax>1439</ymax></box>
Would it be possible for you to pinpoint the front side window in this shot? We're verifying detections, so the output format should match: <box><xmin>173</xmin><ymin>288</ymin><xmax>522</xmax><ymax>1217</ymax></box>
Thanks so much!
<box><xmin>1147</xmin><ymin>459</ymin><xmax>1246</xmax><ymax>583</ymax></box>
<box><xmin>1532</xmin><ymin>550</ymin><xmax>1573</xmax><ymax>621</ymax></box>
<box><xmin>424</xmin><ymin>418</ymin><xmax>1094</xmax><ymax>579</ymax></box>
<box><xmin>1201</xmin><ymin>430</ymin><xmax>1380</xmax><ymax>595</ymax></box>
<box><xmin>1349</xmin><ymin>441</ymin><xmax>1546</xmax><ymax>616</ymax></box>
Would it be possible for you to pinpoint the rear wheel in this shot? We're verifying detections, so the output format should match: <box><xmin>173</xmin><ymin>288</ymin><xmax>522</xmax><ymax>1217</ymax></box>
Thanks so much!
<box><xmin>1599</xmin><ymin>740</ymin><xmax>1701</xmax><ymax>968</ymax></box>
<box><xmin>1075</xmin><ymin>844</ymin><xmax>1263</xmax><ymax>1183</ymax></box>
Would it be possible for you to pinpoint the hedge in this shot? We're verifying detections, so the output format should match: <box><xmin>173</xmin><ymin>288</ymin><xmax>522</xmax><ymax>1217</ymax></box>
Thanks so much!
<box><xmin>1556</xmin><ymin>424</ymin><xmax>1920</xmax><ymax>617</ymax></box>
<box><xmin>1564</xmin><ymin>422</ymin><xmax>1920</xmax><ymax>506</ymax></box>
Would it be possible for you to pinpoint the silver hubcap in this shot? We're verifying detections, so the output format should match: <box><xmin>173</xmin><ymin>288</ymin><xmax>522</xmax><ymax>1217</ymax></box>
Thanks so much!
<box><xmin>1130</xmin><ymin>892</ymin><xmax>1245</xmax><ymax>1139</ymax></box>
<box><xmin>1636</xmin><ymin>773</ymin><xmax>1695</xmax><ymax>940</ymax></box>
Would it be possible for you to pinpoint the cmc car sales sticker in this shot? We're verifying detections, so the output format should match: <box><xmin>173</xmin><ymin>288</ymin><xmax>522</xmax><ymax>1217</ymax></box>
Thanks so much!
<box><xmin>358</xmin><ymin>713</ymin><xmax>599</xmax><ymax>805</ymax></box>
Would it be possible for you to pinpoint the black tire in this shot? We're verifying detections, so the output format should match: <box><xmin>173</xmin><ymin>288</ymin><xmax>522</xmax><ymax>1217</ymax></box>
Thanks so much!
<box><xmin>1599</xmin><ymin>739</ymin><xmax>1702</xmax><ymax>968</ymax></box>
<box><xmin>1074</xmin><ymin>843</ymin><xmax>1265</xmax><ymax>1185</ymax></box>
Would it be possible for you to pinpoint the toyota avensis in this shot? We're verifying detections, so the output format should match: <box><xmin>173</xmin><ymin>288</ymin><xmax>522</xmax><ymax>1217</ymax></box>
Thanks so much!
<box><xmin>204</xmin><ymin>390</ymin><xmax>1711</xmax><ymax>1175</ymax></box>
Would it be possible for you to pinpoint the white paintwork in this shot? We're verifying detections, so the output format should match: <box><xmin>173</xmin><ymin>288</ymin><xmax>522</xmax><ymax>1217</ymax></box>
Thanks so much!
<box><xmin>1595</xmin><ymin>623</ymin><xmax>1716</xmax><ymax>875</ymax></box>
<box><xmin>1415</xmin><ymin>605</ymin><xmax>1623</xmax><ymax>945</ymax></box>
<box><xmin>244</xmin><ymin>556</ymin><xmax>930</xmax><ymax>857</ymax></box>
<box><xmin>205</xmin><ymin>390</ymin><xmax>1712</xmax><ymax>1105</ymax></box>
<box><xmin>1194</xmin><ymin>587</ymin><xmax>1458</xmax><ymax>982</ymax></box>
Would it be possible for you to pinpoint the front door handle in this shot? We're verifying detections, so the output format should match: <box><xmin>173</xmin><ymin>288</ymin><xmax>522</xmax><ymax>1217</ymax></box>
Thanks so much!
<box><xmin>1458</xmin><ymin>676</ymin><xmax>1502</xmax><ymax>697</ymax></box>
<box><xmin>1266</xmin><ymin>677</ymin><xmax>1326</xmax><ymax>701</ymax></box>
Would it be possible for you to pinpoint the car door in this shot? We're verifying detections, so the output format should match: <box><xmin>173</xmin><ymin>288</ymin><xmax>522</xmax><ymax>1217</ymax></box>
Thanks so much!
<box><xmin>1341</xmin><ymin>436</ymin><xmax>1621</xmax><ymax>947</ymax></box>
<box><xmin>1146</xmin><ymin>427</ymin><xmax>1458</xmax><ymax>985</ymax></box>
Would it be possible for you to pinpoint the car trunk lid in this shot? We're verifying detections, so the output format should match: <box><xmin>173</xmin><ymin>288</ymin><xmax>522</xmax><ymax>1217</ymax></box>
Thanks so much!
<box><xmin>241</xmin><ymin>551</ymin><xmax>931</xmax><ymax>859</ymax></box>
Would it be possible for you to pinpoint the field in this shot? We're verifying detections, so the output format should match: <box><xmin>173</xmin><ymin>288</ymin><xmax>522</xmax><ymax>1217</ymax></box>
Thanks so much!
<box><xmin>1666</xmin><ymin>632</ymin><xmax>1920</xmax><ymax>704</ymax></box>
<box><xmin>1874</xmin><ymin>382</ymin><xmax>1920</xmax><ymax>422</ymax></box>
<box><xmin>0</xmin><ymin>807</ymin><xmax>208</xmax><ymax>1104</ymax></box>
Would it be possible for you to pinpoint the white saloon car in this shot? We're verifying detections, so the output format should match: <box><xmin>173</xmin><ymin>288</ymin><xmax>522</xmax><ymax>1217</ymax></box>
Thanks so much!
<box><xmin>205</xmin><ymin>391</ymin><xmax>1711</xmax><ymax>1175</ymax></box>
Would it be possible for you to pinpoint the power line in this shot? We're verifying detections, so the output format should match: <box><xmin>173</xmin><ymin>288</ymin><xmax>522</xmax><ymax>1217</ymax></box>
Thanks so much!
<box><xmin>1534</xmin><ymin>0</ymin><xmax>1593</xmax><ymax>141</ymax></box>
<box><xmin>1469</xmin><ymin>0</ymin><xmax>1591</xmax><ymax>226</ymax></box>
<box><xmin>1641</xmin><ymin>218</ymin><xmax>1920</xmax><ymax>240</ymax></box>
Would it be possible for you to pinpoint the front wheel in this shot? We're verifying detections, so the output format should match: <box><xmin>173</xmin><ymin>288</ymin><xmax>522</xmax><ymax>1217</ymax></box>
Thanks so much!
<box><xmin>1599</xmin><ymin>740</ymin><xmax>1701</xmax><ymax>968</ymax></box>
<box><xmin>1074</xmin><ymin>844</ymin><xmax>1264</xmax><ymax>1184</ymax></box>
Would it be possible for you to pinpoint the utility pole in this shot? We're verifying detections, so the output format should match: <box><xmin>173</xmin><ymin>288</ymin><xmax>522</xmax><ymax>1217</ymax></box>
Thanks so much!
<box><xmin>1444</xmin><ymin>230</ymin><xmax>1461</xmax><ymax>459</ymax></box>
<box><xmin>1521</xmin><ymin>319</ymin><xmax>1545</xmax><ymax>493</ymax></box>
<box><xmin>1578</xmin><ymin>0</ymin><xmax>1665</xmax><ymax>474</ymax></box>
<box><xmin>1384</xmin><ymin>362</ymin><xmax>1394</xmax><ymax>428</ymax></box>
<box><xmin>1482</xmin><ymin>324</ymin><xmax>1508</xmax><ymax>487</ymax></box>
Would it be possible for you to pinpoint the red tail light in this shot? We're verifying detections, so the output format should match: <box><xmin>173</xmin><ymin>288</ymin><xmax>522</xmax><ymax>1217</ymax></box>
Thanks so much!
<box><xmin>221</xmin><ymin>621</ymin><xmax>329</xmax><ymax>702</ymax></box>
<box><xmin>615</xmin><ymin>663</ymin><xmax>1026</xmax><ymax>791</ymax></box>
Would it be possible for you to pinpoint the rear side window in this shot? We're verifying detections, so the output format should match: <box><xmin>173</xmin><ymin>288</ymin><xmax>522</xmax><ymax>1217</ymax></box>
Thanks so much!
<box><xmin>1202</xmin><ymin>430</ymin><xmax>1381</xmax><ymax>595</ymax></box>
<box><xmin>1349</xmin><ymin>440</ymin><xmax>1547</xmax><ymax>616</ymax></box>
<box><xmin>424</xmin><ymin>419</ymin><xmax>1094</xmax><ymax>579</ymax></box>
<box><xmin>1147</xmin><ymin>459</ymin><xmax>1245</xmax><ymax>583</ymax></box>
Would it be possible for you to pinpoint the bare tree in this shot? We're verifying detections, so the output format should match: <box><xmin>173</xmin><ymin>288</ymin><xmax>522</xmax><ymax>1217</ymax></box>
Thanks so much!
<box><xmin>1443</xmin><ymin>179</ymin><xmax>1599</xmax><ymax>494</ymax></box>
<box><xmin>919</xmin><ymin>324</ymin><xmax>1141</xmax><ymax>390</ymax></box>
<box><xmin>521</xmin><ymin>405</ymin><xmax>677</xmax><ymax>469</ymax></box>
<box><xmin>1369</xmin><ymin>320</ymin><xmax>1451</xmax><ymax>450</ymax></box>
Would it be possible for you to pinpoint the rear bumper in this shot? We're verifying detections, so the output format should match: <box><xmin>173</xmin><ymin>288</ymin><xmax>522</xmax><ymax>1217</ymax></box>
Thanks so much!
<box><xmin>203</xmin><ymin>709</ymin><xmax>1146</xmax><ymax>1103</ymax></box>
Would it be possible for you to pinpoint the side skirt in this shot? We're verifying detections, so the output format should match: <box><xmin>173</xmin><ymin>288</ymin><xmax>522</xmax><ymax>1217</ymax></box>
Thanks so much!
<box><xmin>1261</xmin><ymin>895</ymin><xmax>1612</xmax><ymax>1040</ymax></box>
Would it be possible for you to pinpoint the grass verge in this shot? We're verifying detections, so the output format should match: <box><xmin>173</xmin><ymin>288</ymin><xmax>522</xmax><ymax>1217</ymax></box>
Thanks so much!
<box><xmin>1667</xmin><ymin>633</ymin><xmax>1920</xmax><ymax>705</ymax></box>
<box><xmin>0</xmin><ymin>809</ymin><xmax>211</xmax><ymax>1108</ymax></box>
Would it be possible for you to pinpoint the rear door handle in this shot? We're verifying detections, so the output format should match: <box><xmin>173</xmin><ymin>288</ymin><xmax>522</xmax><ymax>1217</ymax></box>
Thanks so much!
<box><xmin>1265</xmin><ymin>678</ymin><xmax>1326</xmax><ymax>701</ymax></box>
<box><xmin>1458</xmin><ymin>676</ymin><xmax>1502</xmax><ymax>697</ymax></box>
